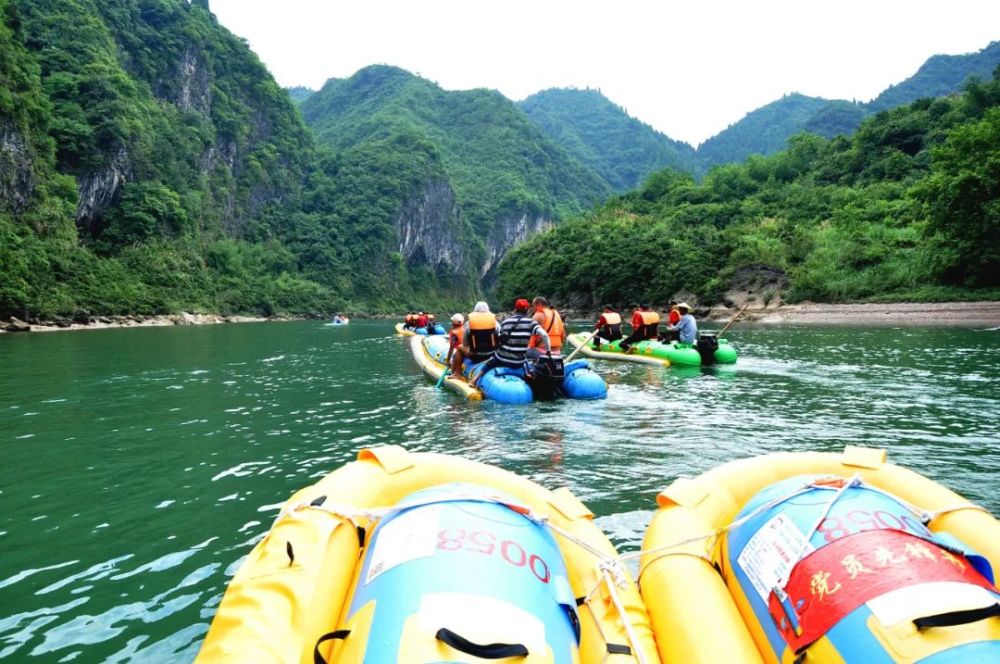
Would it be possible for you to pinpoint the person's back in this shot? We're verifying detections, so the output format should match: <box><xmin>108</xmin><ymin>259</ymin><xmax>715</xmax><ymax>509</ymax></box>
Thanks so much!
<box><xmin>638</xmin><ymin>309</ymin><xmax>660</xmax><ymax>340</ymax></box>
<box><xmin>416</xmin><ymin>313</ymin><xmax>429</xmax><ymax>328</ymax></box>
<box><xmin>675</xmin><ymin>312</ymin><xmax>697</xmax><ymax>343</ymax></box>
<box><xmin>496</xmin><ymin>313</ymin><xmax>541</xmax><ymax>367</ymax></box>
<box><xmin>594</xmin><ymin>308</ymin><xmax>622</xmax><ymax>349</ymax></box>
<box><xmin>465</xmin><ymin>311</ymin><xmax>498</xmax><ymax>362</ymax></box>
<box><xmin>530</xmin><ymin>306</ymin><xmax>565</xmax><ymax>354</ymax></box>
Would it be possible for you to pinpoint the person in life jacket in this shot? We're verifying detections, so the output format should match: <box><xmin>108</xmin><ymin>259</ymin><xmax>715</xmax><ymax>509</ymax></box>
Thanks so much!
<box><xmin>446</xmin><ymin>313</ymin><xmax>465</xmax><ymax>377</ymax></box>
<box><xmin>416</xmin><ymin>311</ymin><xmax>429</xmax><ymax>329</ymax></box>
<box><xmin>425</xmin><ymin>314</ymin><xmax>437</xmax><ymax>335</ymax></box>
<box><xmin>471</xmin><ymin>299</ymin><xmax>550</xmax><ymax>386</ymax></box>
<box><xmin>456</xmin><ymin>302</ymin><xmax>500</xmax><ymax>381</ymax></box>
<box><xmin>529</xmin><ymin>296</ymin><xmax>565</xmax><ymax>356</ymax></box>
<box><xmin>660</xmin><ymin>301</ymin><xmax>681</xmax><ymax>342</ymax></box>
<box><xmin>403</xmin><ymin>313</ymin><xmax>414</xmax><ymax>329</ymax></box>
<box><xmin>593</xmin><ymin>305</ymin><xmax>623</xmax><ymax>350</ymax></box>
<box><xmin>664</xmin><ymin>302</ymin><xmax>697</xmax><ymax>343</ymax></box>
<box><xmin>619</xmin><ymin>304</ymin><xmax>660</xmax><ymax>352</ymax></box>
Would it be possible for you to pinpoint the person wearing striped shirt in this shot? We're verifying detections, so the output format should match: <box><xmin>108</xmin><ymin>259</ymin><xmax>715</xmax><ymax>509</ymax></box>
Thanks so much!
<box><xmin>471</xmin><ymin>298</ymin><xmax>550</xmax><ymax>386</ymax></box>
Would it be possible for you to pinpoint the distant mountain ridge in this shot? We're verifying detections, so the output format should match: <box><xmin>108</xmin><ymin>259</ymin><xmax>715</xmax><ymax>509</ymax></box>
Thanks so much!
<box><xmin>518</xmin><ymin>88</ymin><xmax>698</xmax><ymax>191</ymax></box>
<box><xmin>696</xmin><ymin>40</ymin><xmax>1000</xmax><ymax>168</ymax></box>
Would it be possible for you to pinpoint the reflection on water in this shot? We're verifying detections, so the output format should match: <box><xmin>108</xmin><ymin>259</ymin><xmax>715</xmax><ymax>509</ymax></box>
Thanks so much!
<box><xmin>0</xmin><ymin>321</ymin><xmax>997</xmax><ymax>660</ymax></box>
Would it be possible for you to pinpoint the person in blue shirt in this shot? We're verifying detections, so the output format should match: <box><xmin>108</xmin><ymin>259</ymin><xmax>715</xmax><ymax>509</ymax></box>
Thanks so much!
<box><xmin>664</xmin><ymin>302</ymin><xmax>697</xmax><ymax>343</ymax></box>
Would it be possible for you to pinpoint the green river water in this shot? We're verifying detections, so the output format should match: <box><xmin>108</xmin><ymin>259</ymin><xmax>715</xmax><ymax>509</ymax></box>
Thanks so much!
<box><xmin>1</xmin><ymin>320</ymin><xmax>998</xmax><ymax>661</ymax></box>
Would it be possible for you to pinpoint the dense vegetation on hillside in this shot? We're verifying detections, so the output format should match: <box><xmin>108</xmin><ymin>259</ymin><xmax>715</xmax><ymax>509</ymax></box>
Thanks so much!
<box><xmin>497</xmin><ymin>71</ymin><xmax>1000</xmax><ymax>307</ymax></box>
<box><xmin>0</xmin><ymin>1</ymin><xmax>475</xmax><ymax>320</ymax></box>
<box><xmin>301</xmin><ymin>66</ymin><xmax>611</xmax><ymax>244</ymax></box>
<box><xmin>519</xmin><ymin>88</ymin><xmax>698</xmax><ymax>190</ymax></box>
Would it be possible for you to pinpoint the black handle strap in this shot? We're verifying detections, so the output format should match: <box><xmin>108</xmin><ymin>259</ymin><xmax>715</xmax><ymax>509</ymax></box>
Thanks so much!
<box><xmin>313</xmin><ymin>629</ymin><xmax>350</xmax><ymax>664</ymax></box>
<box><xmin>914</xmin><ymin>603</ymin><xmax>1000</xmax><ymax>630</ymax></box>
<box><xmin>435</xmin><ymin>628</ymin><xmax>529</xmax><ymax>659</ymax></box>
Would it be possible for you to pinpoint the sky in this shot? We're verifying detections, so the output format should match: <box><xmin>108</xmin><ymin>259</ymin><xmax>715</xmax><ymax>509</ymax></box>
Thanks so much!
<box><xmin>210</xmin><ymin>0</ymin><xmax>1000</xmax><ymax>146</ymax></box>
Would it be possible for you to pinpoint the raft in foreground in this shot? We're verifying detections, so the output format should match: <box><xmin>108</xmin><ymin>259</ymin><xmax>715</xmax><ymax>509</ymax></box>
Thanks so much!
<box><xmin>197</xmin><ymin>446</ymin><xmax>659</xmax><ymax>663</ymax></box>
<box><xmin>566</xmin><ymin>333</ymin><xmax>738</xmax><ymax>367</ymax></box>
<box><xmin>641</xmin><ymin>446</ymin><xmax>1000</xmax><ymax>663</ymax></box>
<box><xmin>411</xmin><ymin>335</ymin><xmax>607</xmax><ymax>403</ymax></box>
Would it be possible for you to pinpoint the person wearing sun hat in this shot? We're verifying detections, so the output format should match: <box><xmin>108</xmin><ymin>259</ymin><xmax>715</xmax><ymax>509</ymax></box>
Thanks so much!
<box><xmin>471</xmin><ymin>298</ymin><xmax>550</xmax><ymax>386</ymax></box>
<box><xmin>664</xmin><ymin>302</ymin><xmax>698</xmax><ymax>343</ymax></box>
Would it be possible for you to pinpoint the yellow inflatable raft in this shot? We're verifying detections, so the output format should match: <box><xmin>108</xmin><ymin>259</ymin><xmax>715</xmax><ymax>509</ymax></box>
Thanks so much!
<box><xmin>197</xmin><ymin>446</ymin><xmax>659</xmax><ymax>663</ymax></box>
<box><xmin>409</xmin><ymin>335</ymin><xmax>482</xmax><ymax>401</ymax></box>
<box><xmin>565</xmin><ymin>333</ymin><xmax>670</xmax><ymax>367</ymax></box>
<box><xmin>640</xmin><ymin>446</ymin><xmax>1000</xmax><ymax>663</ymax></box>
<box><xmin>395</xmin><ymin>323</ymin><xmax>417</xmax><ymax>337</ymax></box>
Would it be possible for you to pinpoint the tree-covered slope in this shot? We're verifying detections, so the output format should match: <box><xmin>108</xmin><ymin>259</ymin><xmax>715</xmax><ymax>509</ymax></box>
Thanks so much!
<box><xmin>0</xmin><ymin>0</ymin><xmax>475</xmax><ymax>320</ymax></box>
<box><xmin>497</xmin><ymin>73</ymin><xmax>1000</xmax><ymax>308</ymax></box>
<box><xmin>518</xmin><ymin>88</ymin><xmax>698</xmax><ymax>190</ymax></box>
<box><xmin>697</xmin><ymin>93</ymin><xmax>845</xmax><ymax>166</ymax></box>
<box><xmin>870</xmin><ymin>40</ymin><xmax>1000</xmax><ymax>111</ymax></box>
<box><xmin>300</xmin><ymin>66</ymin><xmax>612</xmax><ymax>275</ymax></box>
<box><xmin>287</xmin><ymin>86</ymin><xmax>315</xmax><ymax>104</ymax></box>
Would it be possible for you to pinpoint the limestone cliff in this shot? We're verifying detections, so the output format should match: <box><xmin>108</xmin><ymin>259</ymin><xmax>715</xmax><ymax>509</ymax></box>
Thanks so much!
<box><xmin>0</xmin><ymin>118</ymin><xmax>33</xmax><ymax>214</ymax></box>
<box><xmin>395</xmin><ymin>179</ymin><xmax>468</xmax><ymax>274</ymax></box>
<box><xmin>481</xmin><ymin>211</ymin><xmax>552</xmax><ymax>279</ymax></box>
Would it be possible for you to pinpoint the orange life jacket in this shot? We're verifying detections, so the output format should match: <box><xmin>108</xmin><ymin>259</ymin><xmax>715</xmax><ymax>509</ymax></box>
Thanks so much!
<box><xmin>598</xmin><ymin>312</ymin><xmax>622</xmax><ymax>340</ymax></box>
<box><xmin>467</xmin><ymin>312</ymin><xmax>498</xmax><ymax>356</ymax></box>
<box><xmin>638</xmin><ymin>311</ymin><xmax>660</xmax><ymax>325</ymax></box>
<box><xmin>449</xmin><ymin>326</ymin><xmax>464</xmax><ymax>348</ymax></box>
<box><xmin>529</xmin><ymin>307</ymin><xmax>565</xmax><ymax>351</ymax></box>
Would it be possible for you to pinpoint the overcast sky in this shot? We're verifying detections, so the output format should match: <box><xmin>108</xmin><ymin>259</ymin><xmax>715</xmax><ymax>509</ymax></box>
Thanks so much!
<box><xmin>210</xmin><ymin>0</ymin><xmax>1000</xmax><ymax>146</ymax></box>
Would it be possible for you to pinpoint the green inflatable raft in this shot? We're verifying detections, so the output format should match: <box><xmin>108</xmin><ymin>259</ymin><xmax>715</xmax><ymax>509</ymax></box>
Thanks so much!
<box><xmin>566</xmin><ymin>332</ymin><xmax>738</xmax><ymax>367</ymax></box>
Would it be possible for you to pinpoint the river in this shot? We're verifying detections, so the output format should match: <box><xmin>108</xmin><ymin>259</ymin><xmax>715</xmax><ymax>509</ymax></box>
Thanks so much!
<box><xmin>1</xmin><ymin>321</ymin><xmax>997</xmax><ymax>661</ymax></box>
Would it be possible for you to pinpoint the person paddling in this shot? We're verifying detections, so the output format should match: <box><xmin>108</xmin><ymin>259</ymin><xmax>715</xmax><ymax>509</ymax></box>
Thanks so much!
<box><xmin>593</xmin><ymin>305</ymin><xmax>623</xmax><ymax>350</ymax></box>
<box><xmin>664</xmin><ymin>302</ymin><xmax>697</xmax><ymax>343</ymax></box>
<box><xmin>446</xmin><ymin>314</ymin><xmax>465</xmax><ymax>377</ymax></box>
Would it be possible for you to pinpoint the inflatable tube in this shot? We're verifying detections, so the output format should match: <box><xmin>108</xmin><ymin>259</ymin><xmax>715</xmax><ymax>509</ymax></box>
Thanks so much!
<box><xmin>395</xmin><ymin>323</ymin><xmax>417</xmax><ymax>337</ymax></box>
<box><xmin>197</xmin><ymin>446</ymin><xmax>660</xmax><ymax>664</ymax></box>
<box><xmin>567</xmin><ymin>333</ymin><xmax>737</xmax><ymax>367</ymax></box>
<box><xmin>566</xmin><ymin>333</ymin><xmax>670</xmax><ymax>367</ymax></box>
<box><xmin>559</xmin><ymin>360</ymin><xmax>608</xmax><ymax>400</ymax></box>
<box><xmin>640</xmin><ymin>446</ymin><xmax>1000</xmax><ymax>664</ymax></box>
<box><xmin>409</xmin><ymin>335</ymin><xmax>482</xmax><ymax>401</ymax></box>
<box><xmin>475</xmin><ymin>365</ymin><xmax>535</xmax><ymax>405</ymax></box>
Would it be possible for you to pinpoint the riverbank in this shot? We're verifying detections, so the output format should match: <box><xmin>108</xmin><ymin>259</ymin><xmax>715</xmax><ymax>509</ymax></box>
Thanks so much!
<box><xmin>5</xmin><ymin>300</ymin><xmax>1000</xmax><ymax>334</ymax></box>
<box><xmin>1</xmin><ymin>312</ymin><xmax>277</xmax><ymax>334</ymax></box>
<box><xmin>705</xmin><ymin>301</ymin><xmax>1000</xmax><ymax>327</ymax></box>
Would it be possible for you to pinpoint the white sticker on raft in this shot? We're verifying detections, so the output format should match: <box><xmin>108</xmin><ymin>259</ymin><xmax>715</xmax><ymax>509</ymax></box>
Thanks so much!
<box><xmin>365</xmin><ymin>505</ymin><xmax>441</xmax><ymax>585</ymax></box>
<box><xmin>867</xmin><ymin>581</ymin><xmax>998</xmax><ymax>626</ymax></box>
<box><xmin>737</xmin><ymin>513</ymin><xmax>815</xmax><ymax>601</ymax></box>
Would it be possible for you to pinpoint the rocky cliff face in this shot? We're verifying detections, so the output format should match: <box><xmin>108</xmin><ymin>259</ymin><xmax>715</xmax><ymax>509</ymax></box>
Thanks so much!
<box><xmin>75</xmin><ymin>146</ymin><xmax>132</xmax><ymax>232</ymax></box>
<box><xmin>0</xmin><ymin>118</ymin><xmax>34</xmax><ymax>214</ymax></box>
<box><xmin>395</xmin><ymin>179</ymin><xmax>468</xmax><ymax>274</ymax></box>
<box><xmin>481</xmin><ymin>211</ymin><xmax>551</xmax><ymax>278</ymax></box>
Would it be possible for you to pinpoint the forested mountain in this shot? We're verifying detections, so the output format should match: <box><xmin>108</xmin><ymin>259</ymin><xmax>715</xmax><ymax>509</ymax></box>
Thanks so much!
<box><xmin>518</xmin><ymin>88</ymin><xmax>698</xmax><ymax>191</ymax></box>
<box><xmin>498</xmin><ymin>73</ymin><xmax>1000</xmax><ymax>307</ymax></box>
<box><xmin>696</xmin><ymin>94</ymin><xmax>848</xmax><ymax>168</ymax></box>
<box><xmin>696</xmin><ymin>41</ymin><xmax>1000</xmax><ymax>168</ymax></box>
<box><xmin>0</xmin><ymin>0</ymin><xmax>483</xmax><ymax>320</ymax></box>
<box><xmin>870</xmin><ymin>40</ymin><xmax>1000</xmax><ymax>111</ymax></box>
<box><xmin>300</xmin><ymin>66</ymin><xmax>612</xmax><ymax>278</ymax></box>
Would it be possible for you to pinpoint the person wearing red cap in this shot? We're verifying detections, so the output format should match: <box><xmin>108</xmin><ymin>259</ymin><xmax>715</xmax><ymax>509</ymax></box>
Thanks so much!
<box><xmin>471</xmin><ymin>298</ymin><xmax>550</xmax><ymax>386</ymax></box>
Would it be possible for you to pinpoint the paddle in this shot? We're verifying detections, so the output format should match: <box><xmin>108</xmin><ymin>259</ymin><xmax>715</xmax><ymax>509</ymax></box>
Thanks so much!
<box><xmin>717</xmin><ymin>303</ymin><xmax>750</xmax><ymax>337</ymax></box>
<box><xmin>564</xmin><ymin>329</ymin><xmax>599</xmax><ymax>364</ymax></box>
<box><xmin>435</xmin><ymin>367</ymin><xmax>450</xmax><ymax>388</ymax></box>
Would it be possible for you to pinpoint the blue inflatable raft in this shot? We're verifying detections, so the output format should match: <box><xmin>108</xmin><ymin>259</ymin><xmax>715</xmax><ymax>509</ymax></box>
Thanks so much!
<box><xmin>410</xmin><ymin>336</ymin><xmax>607</xmax><ymax>404</ymax></box>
